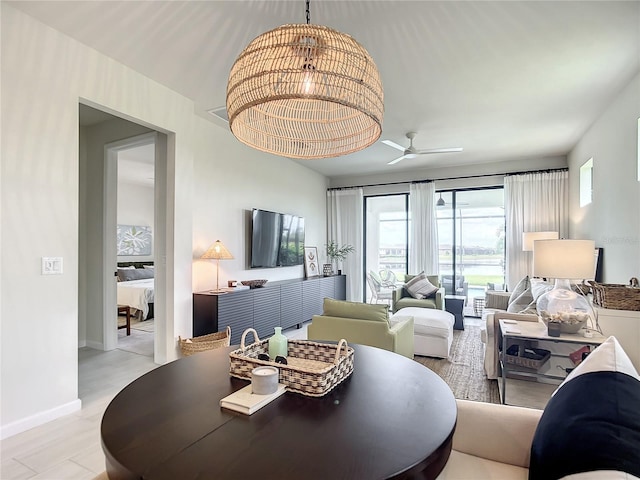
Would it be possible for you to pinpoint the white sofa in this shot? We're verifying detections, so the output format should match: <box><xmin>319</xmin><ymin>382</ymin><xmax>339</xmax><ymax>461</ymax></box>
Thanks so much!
<box><xmin>438</xmin><ymin>399</ymin><xmax>541</xmax><ymax>479</ymax></box>
<box><xmin>440</xmin><ymin>336</ymin><xmax>640</xmax><ymax>480</ymax></box>
<box><xmin>480</xmin><ymin>310</ymin><xmax>538</xmax><ymax>379</ymax></box>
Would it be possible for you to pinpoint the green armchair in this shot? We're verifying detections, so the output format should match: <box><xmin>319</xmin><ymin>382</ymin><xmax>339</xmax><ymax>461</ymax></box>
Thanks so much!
<box><xmin>308</xmin><ymin>298</ymin><xmax>414</xmax><ymax>358</ymax></box>
<box><xmin>392</xmin><ymin>274</ymin><xmax>445</xmax><ymax>313</ymax></box>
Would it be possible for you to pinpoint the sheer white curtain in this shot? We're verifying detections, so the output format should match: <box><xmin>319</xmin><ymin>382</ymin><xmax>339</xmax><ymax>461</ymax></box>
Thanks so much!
<box><xmin>409</xmin><ymin>182</ymin><xmax>439</xmax><ymax>275</ymax></box>
<box><xmin>327</xmin><ymin>188</ymin><xmax>364</xmax><ymax>301</ymax></box>
<box><xmin>504</xmin><ymin>170</ymin><xmax>569</xmax><ymax>289</ymax></box>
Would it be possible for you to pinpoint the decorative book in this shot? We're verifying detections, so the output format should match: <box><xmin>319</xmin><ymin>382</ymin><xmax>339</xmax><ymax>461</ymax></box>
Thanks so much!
<box><xmin>219</xmin><ymin>384</ymin><xmax>286</xmax><ymax>415</ymax></box>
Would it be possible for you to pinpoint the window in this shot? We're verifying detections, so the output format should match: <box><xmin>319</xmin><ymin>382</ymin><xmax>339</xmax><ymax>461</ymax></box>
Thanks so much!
<box><xmin>580</xmin><ymin>158</ymin><xmax>593</xmax><ymax>207</ymax></box>
<box><xmin>436</xmin><ymin>188</ymin><xmax>505</xmax><ymax>304</ymax></box>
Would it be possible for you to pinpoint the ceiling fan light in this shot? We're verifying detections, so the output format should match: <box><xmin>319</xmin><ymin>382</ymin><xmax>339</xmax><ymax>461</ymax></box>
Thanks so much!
<box><xmin>226</xmin><ymin>21</ymin><xmax>384</xmax><ymax>159</ymax></box>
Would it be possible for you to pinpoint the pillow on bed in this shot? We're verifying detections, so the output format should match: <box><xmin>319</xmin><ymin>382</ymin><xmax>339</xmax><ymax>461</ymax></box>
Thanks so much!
<box><xmin>117</xmin><ymin>268</ymin><xmax>154</xmax><ymax>282</ymax></box>
<box><xmin>143</xmin><ymin>265</ymin><xmax>154</xmax><ymax>270</ymax></box>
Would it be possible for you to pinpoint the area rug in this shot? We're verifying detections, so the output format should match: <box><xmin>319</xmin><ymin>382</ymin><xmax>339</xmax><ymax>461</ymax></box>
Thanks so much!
<box><xmin>414</xmin><ymin>325</ymin><xmax>500</xmax><ymax>404</ymax></box>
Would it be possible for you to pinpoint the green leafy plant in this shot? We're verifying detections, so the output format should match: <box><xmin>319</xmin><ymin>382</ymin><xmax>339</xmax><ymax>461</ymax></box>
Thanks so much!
<box><xmin>326</xmin><ymin>241</ymin><xmax>355</xmax><ymax>262</ymax></box>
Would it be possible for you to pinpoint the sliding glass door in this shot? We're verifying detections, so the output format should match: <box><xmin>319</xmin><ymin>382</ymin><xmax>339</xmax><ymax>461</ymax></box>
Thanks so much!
<box><xmin>436</xmin><ymin>187</ymin><xmax>505</xmax><ymax>305</ymax></box>
<box><xmin>364</xmin><ymin>194</ymin><xmax>408</xmax><ymax>303</ymax></box>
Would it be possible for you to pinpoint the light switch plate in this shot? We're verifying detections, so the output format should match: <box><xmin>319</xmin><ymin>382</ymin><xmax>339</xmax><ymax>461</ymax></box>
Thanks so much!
<box><xmin>42</xmin><ymin>257</ymin><xmax>63</xmax><ymax>275</ymax></box>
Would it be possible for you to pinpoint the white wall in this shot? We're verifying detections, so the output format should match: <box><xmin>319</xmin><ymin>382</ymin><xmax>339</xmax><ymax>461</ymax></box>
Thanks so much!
<box><xmin>568</xmin><ymin>72</ymin><xmax>640</xmax><ymax>283</ymax></box>
<box><xmin>0</xmin><ymin>5</ymin><xmax>327</xmax><ymax>437</ymax></box>
<box><xmin>117</xmin><ymin>182</ymin><xmax>155</xmax><ymax>262</ymax></box>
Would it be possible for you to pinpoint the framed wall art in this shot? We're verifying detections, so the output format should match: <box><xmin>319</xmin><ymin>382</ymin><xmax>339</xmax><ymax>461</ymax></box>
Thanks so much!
<box><xmin>117</xmin><ymin>224</ymin><xmax>152</xmax><ymax>256</ymax></box>
<box><xmin>304</xmin><ymin>246</ymin><xmax>319</xmax><ymax>278</ymax></box>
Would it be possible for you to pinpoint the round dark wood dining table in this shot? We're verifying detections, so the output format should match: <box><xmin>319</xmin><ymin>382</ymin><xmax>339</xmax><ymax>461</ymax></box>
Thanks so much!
<box><xmin>101</xmin><ymin>343</ymin><xmax>457</xmax><ymax>480</ymax></box>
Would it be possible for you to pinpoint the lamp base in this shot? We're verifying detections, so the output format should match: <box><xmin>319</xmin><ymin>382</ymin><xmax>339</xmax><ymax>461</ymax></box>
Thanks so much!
<box><xmin>537</xmin><ymin>279</ymin><xmax>591</xmax><ymax>333</ymax></box>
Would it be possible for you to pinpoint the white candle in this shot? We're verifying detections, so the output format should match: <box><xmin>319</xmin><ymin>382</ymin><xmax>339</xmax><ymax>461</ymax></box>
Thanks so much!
<box><xmin>251</xmin><ymin>366</ymin><xmax>278</xmax><ymax>395</ymax></box>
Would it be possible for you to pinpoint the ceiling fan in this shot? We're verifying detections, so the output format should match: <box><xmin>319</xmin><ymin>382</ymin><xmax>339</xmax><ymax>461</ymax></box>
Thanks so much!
<box><xmin>382</xmin><ymin>132</ymin><xmax>463</xmax><ymax>165</ymax></box>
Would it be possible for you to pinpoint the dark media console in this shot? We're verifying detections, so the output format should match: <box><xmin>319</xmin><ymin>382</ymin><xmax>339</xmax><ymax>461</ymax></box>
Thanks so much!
<box><xmin>193</xmin><ymin>275</ymin><xmax>346</xmax><ymax>345</ymax></box>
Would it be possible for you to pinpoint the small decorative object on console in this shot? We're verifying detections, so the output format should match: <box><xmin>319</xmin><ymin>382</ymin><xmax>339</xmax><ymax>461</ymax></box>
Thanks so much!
<box><xmin>323</xmin><ymin>264</ymin><xmax>333</xmax><ymax>276</ymax></box>
<box><xmin>268</xmin><ymin>327</ymin><xmax>288</xmax><ymax>359</ymax></box>
<box><xmin>241</xmin><ymin>279</ymin><xmax>268</xmax><ymax>289</ymax></box>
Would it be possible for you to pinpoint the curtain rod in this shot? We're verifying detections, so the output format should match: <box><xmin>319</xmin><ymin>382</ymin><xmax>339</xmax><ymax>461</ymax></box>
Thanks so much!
<box><xmin>327</xmin><ymin>167</ymin><xmax>568</xmax><ymax>191</ymax></box>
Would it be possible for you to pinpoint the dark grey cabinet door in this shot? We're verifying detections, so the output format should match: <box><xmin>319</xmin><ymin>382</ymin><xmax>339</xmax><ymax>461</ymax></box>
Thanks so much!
<box><xmin>280</xmin><ymin>282</ymin><xmax>303</xmax><ymax>329</ymax></box>
<box><xmin>335</xmin><ymin>275</ymin><xmax>346</xmax><ymax>300</ymax></box>
<box><xmin>302</xmin><ymin>278</ymin><xmax>322</xmax><ymax>321</ymax></box>
<box><xmin>253</xmin><ymin>287</ymin><xmax>281</xmax><ymax>339</ymax></box>
<box><xmin>320</xmin><ymin>276</ymin><xmax>335</xmax><ymax>300</ymax></box>
<box><xmin>218</xmin><ymin>290</ymin><xmax>253</xmax><ymax>345</ymax></box>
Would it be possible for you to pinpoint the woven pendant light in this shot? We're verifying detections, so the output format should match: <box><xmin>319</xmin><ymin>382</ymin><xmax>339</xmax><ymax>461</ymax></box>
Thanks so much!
<box><xmin>226</xmin><ymin>1</ymin><xmax>384</xmax><ymax>159</ymax></box>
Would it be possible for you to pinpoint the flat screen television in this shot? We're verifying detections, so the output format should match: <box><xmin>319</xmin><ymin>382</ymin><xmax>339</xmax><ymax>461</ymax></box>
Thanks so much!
<box><xmin>251</xmin><ymin>209</ymin><xmax>305</xmax><ymax>268</ymax></box>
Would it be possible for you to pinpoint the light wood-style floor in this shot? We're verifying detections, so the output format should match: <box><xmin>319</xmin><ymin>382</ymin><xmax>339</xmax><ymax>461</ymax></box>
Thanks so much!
<box><xmin>0</xmin><ymin>323</ymin><xmax>310</xmax><ymax>480</ymax></box>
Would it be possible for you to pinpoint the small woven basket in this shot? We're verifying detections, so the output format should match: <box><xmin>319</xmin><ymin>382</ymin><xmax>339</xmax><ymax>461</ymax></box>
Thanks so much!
<box><xmin>505</xmin><ymin>347</ymin><xmax>551</xmax><ymax>370</ymax></box>
<box><xmin>229</xmin><ymin>328</ymin><xmax>354</xmax><ymax>397</ymax></box>
<box><xmin>179</xmin><ymin>326</ymin><xmax>231</xmax><ymax>356</ymax></box>
<box><xmin>588</xmin><ymin>281</ymin><xmax>640</xmax><ymax>311</ymax></box>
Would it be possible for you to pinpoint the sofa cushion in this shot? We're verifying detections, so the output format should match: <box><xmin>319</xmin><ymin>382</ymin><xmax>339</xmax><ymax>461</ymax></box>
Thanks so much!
<box><xmin>405</xmin><ymin>272</ymin><xmax>438</xmax><ymax>299</ymax></box>
<box><xmin>322</xmin><ymin>298</ymin><xmax>389</xmax><ymax>323</ymax></box>
<box><xmin>394</xmin><ymin>296</ymin><xmax>438</xmax><ymax>311</ymax></box>
<box><xmin>438</xmin><ymin>450</ymin><xmax>529</xmax><ymax>480</ymax></box>
<box><xmin>529</xmin><ymin>337</ymin><xmax>640</xmax><ymax>480</ymax></box>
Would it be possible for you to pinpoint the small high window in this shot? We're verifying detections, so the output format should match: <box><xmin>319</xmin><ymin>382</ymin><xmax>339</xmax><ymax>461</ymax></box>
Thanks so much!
<box><xmin>579</xmin><ymin>158</ymin><xmax>593</xmax><ymax>207</ymax></box>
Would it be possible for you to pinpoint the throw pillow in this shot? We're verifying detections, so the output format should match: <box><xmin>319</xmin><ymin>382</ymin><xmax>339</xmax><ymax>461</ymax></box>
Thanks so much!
<box><xmin>405</xmin><ymin>272</ymin><xmax>438</xmax><ymax>299</ymax></box>
<box><xmin>529</xmin><ymin>278</ymin><xmax>553</xmax><ymax>301</ymax></box>
<box><xmin>117</xmin><ymin>268</ymin><xmax>154</xmax><ymax>282</ymax></box>
<box><xmin>529</xmin><ymin>337</ymin><xmax>640</xmax><ymax>480</ymax></box>
<box><xmin>508</xmin><ymin>276</ymin><xmax>529</xmax><ymax>305</ymax></box>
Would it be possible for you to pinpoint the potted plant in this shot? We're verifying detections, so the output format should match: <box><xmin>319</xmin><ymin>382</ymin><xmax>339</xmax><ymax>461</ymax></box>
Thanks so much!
<box><xmin>325</xmin><ymin>241</ymin><xmax>355</xmax><ymax>276</ymax></box>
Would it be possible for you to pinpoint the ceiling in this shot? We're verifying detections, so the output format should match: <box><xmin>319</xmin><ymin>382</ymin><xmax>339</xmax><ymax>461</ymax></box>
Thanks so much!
<box><xmin>14</xmin><ymin>1</ymin><xmax>640</xmax><ymax>179</ymax></box>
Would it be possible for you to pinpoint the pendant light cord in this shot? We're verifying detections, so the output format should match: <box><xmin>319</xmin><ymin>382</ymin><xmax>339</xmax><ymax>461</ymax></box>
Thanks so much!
<box><xmin>306</xmin><ymin>0</ymin><xmax>311</xmax><ymax>24</ymax></box>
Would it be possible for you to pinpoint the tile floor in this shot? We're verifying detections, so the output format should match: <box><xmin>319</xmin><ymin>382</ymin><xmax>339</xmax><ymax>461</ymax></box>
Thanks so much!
<box><xmin>0</xmin><ymin>317</ymin><xmax>480</xmax><ymax>479</ymax></box>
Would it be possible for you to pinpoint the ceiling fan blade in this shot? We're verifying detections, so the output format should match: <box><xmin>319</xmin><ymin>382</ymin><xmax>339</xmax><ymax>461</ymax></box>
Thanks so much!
<box><xmin>416</xmin><ymin>147</ymin><xmax>464</xmax><ymax>155</ymax></box>
<box><xmin>387</xmin><ymin>154</ymin><xmax>408</xmax><ymax>165</ymax></box>
<box><xmin>381</xmin><ymin>139</ymin><xmax>406</xmax><ymax>152</ymax></box>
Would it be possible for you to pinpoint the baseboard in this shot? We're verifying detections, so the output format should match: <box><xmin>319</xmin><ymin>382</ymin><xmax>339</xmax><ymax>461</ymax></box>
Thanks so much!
<box><xmin>78</xmin><ymin>339</ymin><xmax>87</xmax><ymax>348</ymax></box>
<box><xmin>0</xmin><ymin>398</ymin><xmax>82</xmax><ymax>440</ymax></box>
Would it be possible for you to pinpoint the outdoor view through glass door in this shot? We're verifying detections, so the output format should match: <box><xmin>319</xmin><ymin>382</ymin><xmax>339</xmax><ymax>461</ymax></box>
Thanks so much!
<box><xmin>364</xmin><ymin>194</ymin><xmax>408</xmax><ymax>304</ymax></box>
<box><xmin>436</xmin><ymin>187</ymin><xmax>506</xmax><ymax>311</ymax></box>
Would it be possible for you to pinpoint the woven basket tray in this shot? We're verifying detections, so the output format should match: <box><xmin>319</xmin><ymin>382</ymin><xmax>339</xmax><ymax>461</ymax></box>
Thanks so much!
<box><xmin>505</xmin><ymin>347</ymin><xmax>551</xmax><ymax>370</ymax></box>
<box><xmin>229</xmin><ymin>328</ymin><xmax>354</xmax><ymax>397</ymax></box>
<box><xmin>179</xmin><ymin>326</ymin><xmax>231</xmax><ymax>356</ymax></box>
<box><xmin>589</xmin><ymin>281</ymin><xmax>640</xmax><ymax>311</ymax></box>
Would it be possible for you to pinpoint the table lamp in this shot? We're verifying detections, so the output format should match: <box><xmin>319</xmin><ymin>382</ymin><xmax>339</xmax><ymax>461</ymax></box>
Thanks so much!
<box><xmin>201</xmin><ymin>240</ymin><xmax>234</xmax><ymax>293</ymax></box>
<box><xmin>533</xmin><ymin>239</ymin><xmax>595</xmax><ymax>333</ymax></box>
<box><xmin>523</xmin><ymin>231</ymin><xmax>559</xmax><ymax>276</ymax></box>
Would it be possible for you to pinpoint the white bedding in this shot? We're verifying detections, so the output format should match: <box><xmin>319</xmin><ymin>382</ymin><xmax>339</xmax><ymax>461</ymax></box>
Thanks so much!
<box><xmin>117</xmin><ymin>278</ymin><xmax>155</xmax><ymax>319</ymax></box>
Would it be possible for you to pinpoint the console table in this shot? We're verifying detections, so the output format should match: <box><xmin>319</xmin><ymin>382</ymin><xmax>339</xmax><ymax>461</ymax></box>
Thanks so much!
<box><xmin>499</xmin><ymin>319</ymin><xmax>606</xmax><ymax>405</ymax></box>
<box><xmin>193</xmin><ymin>275</ymin><xmax>346</xmax><ymax>344</ymax></box>
<box><xmin>101</xmin><ymin>343</ymin><xmax>457</xmax><ymax>479</ymax></box>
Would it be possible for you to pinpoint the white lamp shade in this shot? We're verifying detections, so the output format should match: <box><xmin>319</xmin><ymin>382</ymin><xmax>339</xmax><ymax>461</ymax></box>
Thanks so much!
<box><xmin>522</xmin><ymin>231</ymin><xmax>559</xmax><ymax>252</ymax></box>
<box><xmin>533</xmin><ymin>239</ymin><xmax>595</xmax><ymax>279</ymax></box>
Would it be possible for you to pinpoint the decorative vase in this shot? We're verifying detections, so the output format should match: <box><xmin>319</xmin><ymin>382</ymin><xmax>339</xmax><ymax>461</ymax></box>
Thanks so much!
<box><xmin>268</xmin><ymin>327</ymin><xmax>288</xmax><ymax>359</ymax></box>
<box><xmin>323</xmin><ymin>264</ymin><xmax>333</xmax><ymax>276</ymax></box>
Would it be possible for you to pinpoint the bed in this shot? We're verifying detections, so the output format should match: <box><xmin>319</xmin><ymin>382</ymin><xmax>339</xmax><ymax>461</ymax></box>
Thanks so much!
<box><xmin>117</xmin><ymin>262</ymin><xmax>155</xmax><ymax>320</ymax></box>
